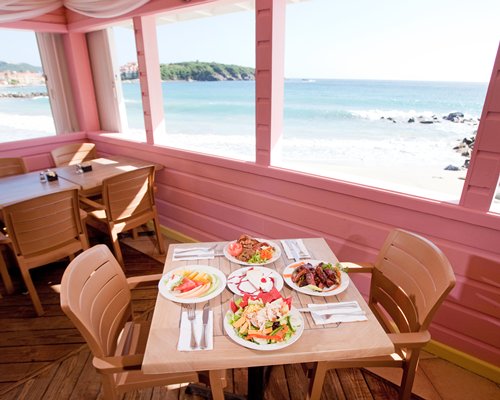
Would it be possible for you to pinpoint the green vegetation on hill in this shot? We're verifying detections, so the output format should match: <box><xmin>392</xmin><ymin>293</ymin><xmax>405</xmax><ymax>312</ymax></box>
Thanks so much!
<box><xmin>0</xmin><ymin>61</ymin><xmax>42</xmax><ymax>73</ymax></box>
<box><xmin>159</xmin><ymin>61</ymin><xmax>254</xmax><ymax>81</ymax></box>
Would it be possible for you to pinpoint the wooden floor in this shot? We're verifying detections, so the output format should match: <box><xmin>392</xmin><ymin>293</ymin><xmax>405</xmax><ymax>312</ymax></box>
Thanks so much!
<box><xmin>0</xmin><ymin>235</ymin><xmax>420</xmax><ymax>400</ymax></box>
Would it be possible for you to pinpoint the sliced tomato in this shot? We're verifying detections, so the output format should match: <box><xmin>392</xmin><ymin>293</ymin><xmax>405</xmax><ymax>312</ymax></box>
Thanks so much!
<box><xmin>174</xmin><ymin>278</ymin><xmax>199</xmax><ymax>293</ymax></box>
<box><xmin>230</xmin><ymin>300</ymin><xmax>239</xmax><ymax>313</ymax></box>
<box><xmin>228</xmin><ymin>242</ymin><xmax>243</xmax><ymax>257</ymax></box>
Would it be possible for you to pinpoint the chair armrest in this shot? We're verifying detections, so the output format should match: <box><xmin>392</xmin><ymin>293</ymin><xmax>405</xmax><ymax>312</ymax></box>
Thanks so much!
<box><xmin>127</xmin><ymin>273</ymin><xmax>163</xmax><ymax>290</ymax></box>
<box><xmin>340</xmin><ymin>262</ymin><xmax>374</xmax><ymax>273</ymax></box>
<box><xmin>79</xmin><ymin>196</ymin><xmax>105</xmax><ymax>210</ymax></box>
<box><xmin>92</xmin><ymin>354</ymin><xmax>144</xmax><ymax>374</ymax></box>
<box><xmin>388</xmin><ymin>331</ymin><xmax>431</xmax><ymax>349</ymax></box>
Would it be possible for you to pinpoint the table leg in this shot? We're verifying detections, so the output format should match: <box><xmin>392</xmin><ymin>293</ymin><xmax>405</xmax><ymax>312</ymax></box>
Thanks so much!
<box><xmin>247</xmin><ymin>366</ymin><xmax>271</xmax><ymax>400</ymax></box>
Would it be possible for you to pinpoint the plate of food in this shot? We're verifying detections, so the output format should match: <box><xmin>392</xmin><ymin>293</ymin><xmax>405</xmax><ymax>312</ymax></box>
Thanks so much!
<box><xmin>227</xmin><ymin>267</ymin><xmax>284</xmax><ymax>296</ymax></box>
<box><xmin>158</xmin><ymin>265</ymin><xmax>226</xmax><ymax>304</ymax></box>
<box><xmin>283</xmin><ymin>260</ymin><xmax>349</xmax><ymax>297</ymax></box>
<box><xmin>224</xmin><ymin>288</ymin><xmax>304</xmax><ymax>351</ymax></box>
<box><xmin>224</xmin><ymin>234</ymin><xmax>281</xmax><ymax>265</ymax></box>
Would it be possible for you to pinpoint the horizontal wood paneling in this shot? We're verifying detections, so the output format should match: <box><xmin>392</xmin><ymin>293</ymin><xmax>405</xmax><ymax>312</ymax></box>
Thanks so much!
<box><xmin>2</xmin><ymin>134</ymin><xmax>499</xmax><ymax>368</ymax></box>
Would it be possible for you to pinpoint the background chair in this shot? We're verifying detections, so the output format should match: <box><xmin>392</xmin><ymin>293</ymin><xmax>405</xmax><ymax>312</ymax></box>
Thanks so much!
<box><xmin>80</xmin><ymin>166</ymin><xmax>165</xmax><ymax>267</ymax></box>
<box><xmin>50</xmin><ymin>142</ymin><xmax>97</xmax><ymax>167</ymax></box>
<box><xmin>60</xmin><ymin>244</ymin><xmax>226</xmax><ymax>400</ymax></box>
<box><xmin>2</xmin><ymin>189</ymin><xmax>89</xmax><ymax>316</ymax></box>
<box><xmin>0</xmin><ymin>157</ymin><xmax>27</xmax><ymax>177</ymax></box>
<box><xmin>307</xmin><ymin>229</ymin><xmax>456</xmax><ymax>400</ymax></box>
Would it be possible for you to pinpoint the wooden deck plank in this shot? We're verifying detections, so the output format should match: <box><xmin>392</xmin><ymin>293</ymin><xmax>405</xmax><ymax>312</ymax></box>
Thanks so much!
<box><xmin>337</xmin><ymin>368</ymin><xmax>374</xmax><ymax>400</ymax></box>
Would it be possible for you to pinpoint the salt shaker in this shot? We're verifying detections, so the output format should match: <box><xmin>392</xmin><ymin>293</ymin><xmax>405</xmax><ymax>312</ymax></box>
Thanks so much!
<box><xmin>39</xmin><ymin>172</ymin><xmax>47</xmax><ymax>183</ymax></box>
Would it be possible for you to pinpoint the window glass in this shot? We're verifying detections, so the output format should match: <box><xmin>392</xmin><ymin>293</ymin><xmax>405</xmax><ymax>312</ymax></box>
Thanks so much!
<box><xmin>155</xmin><ymin>1</ymin><xmax>256</xmax><ymax>161</ymax></box>
<box><xmin>0</xmin><ymin>29</ymin><xmax>55</xmax><ymax>142</ymax></box>
<box><xmin>277</xmin><ymin>0</ymin><xmax>494</xmax><ymax>201</ymax></box>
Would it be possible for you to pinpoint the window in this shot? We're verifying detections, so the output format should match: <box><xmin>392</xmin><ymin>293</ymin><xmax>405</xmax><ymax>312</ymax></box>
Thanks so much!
<box><xmin>275</xmin><ymin>0</ymin><xmax>494</xmax><ymax>201</ymax></box>
<box><xmin>0</xmin><ymin>29</ymin><xmax>56</xmax><ymax>142</ymax></box>
<box><xmin>154</xmin><ymin>1</ymin><xmax>256</xmax><ymax>161</ymax></box>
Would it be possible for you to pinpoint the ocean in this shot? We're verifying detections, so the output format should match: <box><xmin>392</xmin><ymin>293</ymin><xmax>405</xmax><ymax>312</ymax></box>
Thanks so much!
<box><xmin>0</xmin><ymin>79</ymin><xmax>487</xmax><ymax>173</ymax></box>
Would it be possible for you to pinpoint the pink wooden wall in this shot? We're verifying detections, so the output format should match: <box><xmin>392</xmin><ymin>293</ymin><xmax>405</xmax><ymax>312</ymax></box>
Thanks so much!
<box><xmin>1</xmin><ymin>0</ymin><xmax>499</xmax><ymax>372</ymax></box>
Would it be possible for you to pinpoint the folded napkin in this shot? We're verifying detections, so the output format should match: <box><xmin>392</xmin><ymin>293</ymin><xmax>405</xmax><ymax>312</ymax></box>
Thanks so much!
<box><xmin>281</xmin><ymin>239</ymin><xmax>311</xmax><ymax>260</ymax></box>
<box><xmin>177</xmin><ymin>310</ymin><xmax>214</xmax><ymax>351</ymax></box>
<box><xmin>307</xmin><ymin>301</ymin><xmax>368</xmax><ymax>325</ymax></box>
<box><xmin>172</xmin><ymin>247</ymin><xmax>215</xmax><ymax>261</ymax></box>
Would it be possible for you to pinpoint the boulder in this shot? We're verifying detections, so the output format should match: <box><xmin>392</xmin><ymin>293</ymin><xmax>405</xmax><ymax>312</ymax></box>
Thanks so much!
<box><xmin>444</xmin><ymin>164</ymin><xmax>460</xmax><ymax>171</ymax></box>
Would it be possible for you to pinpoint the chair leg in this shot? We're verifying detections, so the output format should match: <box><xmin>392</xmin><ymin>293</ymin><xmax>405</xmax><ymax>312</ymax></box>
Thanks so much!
<box><xmin>0</xmin><ymin>249</ymin><xmax>14</xmax><ymax>294</ymax></box>
<box><xmin>399</xmin><ymin>349</ymin><xmax>420</xmax><ymax>400</ymax></box>
<box><xmin>208</xmin><ymin>369</ymin><xmax>227</xmax><ymax>400</ymax></box>
<box><xmin>100</xmin><ymin>375</ymin><xmax>119</xmax><ymax>400</ymax></box>
<box><xmin>152</xmin><ymin>216</ymin><xmax>165</xmax><ymax>255</ymax></box>
<box><xmin>307</xmin><ymin>362</ymin><xmax>329</xmax><ymax>400</ymax></box>
<box><xmin>19</xmin><ymin>265</ymin><xmax>44</xmax><ymax>316</ymax></box>
<box><xmin>110</xmin><ymin>229</ymin><xmax>124</xmax><ymax>267</ymax></box>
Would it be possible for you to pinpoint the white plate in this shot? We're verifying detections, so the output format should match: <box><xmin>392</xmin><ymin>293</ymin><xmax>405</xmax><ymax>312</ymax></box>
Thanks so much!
<box><xmin>283</xmin><ymin>260</ymin><xmax>349</xmax><ymax>297</ymax></box>
<box><xmin>226</xmin><ymin>267</ymin><xmax>284</xmax><ymax>296</ymax></box>
<box><xmin>223</xmin><ymin>239</ymin><xmax>282</xmax><ymax>266</ymax></box>
<box><xmin>158</xmin><ymin>265</ymin><xmax>226</xmax><ymax>304</ymax></box>
<box><xmin>223</xmin><ymin>308</ymin><xmax>304</xmax><ymax>351</ymax></box>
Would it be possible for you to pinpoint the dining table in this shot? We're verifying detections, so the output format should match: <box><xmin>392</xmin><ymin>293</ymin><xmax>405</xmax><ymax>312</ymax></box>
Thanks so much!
<box><xmin>142</xmin><ymin>237</ymin><xmax>394</xmax><ymax>400</ymax></box>
<box><xmin>0</xmin><ymin>170</ymin><xmax>79</xmax><ymax>212</ymax></box>
<box><xmin>53</xmin><ymin>154</ymin><xmax>163</xmax><ymax>197</ymax></box>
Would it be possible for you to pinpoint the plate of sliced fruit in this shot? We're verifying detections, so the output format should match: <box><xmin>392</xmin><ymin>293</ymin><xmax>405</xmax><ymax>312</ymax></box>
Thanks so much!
<box><xmin>158</xmin><ymin>265</ymin><xmax>227</xmax><ymax>304</ymax></box>
<box><xmin>224</xmin><ymin>234</ymin><xmax>281</xmax><ymax>266</ymax></box>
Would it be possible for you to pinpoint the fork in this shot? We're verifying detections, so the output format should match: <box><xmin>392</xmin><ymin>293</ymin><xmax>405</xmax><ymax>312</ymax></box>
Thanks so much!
<box><xmin>187</xmin><ymin>305</ymin><xmax>198</xmax><ymax>349</ymax></box>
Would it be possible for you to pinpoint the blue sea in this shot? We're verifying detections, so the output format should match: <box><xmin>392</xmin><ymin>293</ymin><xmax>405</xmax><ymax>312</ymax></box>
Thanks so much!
<box><xmin>0</xmin><ymin>79</ymin><xmax>487</xmax><ymax>172</ymax></box>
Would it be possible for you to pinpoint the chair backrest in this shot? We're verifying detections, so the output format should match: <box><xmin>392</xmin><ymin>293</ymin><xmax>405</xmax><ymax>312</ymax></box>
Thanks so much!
<box><xmin>51</xmin><ymin>142</ymin><xmax>97</xmax><ymax>167</ymax></box>
<box><xmin>2</xmin><ymin>189</ymin><xmax>88</xmax><ymax>260</ymax></box>
<box><xmin>370</xmin><ymin>229</ymin><xmax>456</xmax><ymax>333</ymax></box>
<box><xmin>0</xmin><ymin>157</ymin><xmax>27</xmax><ymax>177</ymax></box>
<box><xmin>102</xmin><ymin>166</ymin><xmax>156</xmax><ymax>223</ymax></box>
<box><xmin>60</xmin><ymin>244</ymin><xmax>132</xmax><ymax>358</ymax></box>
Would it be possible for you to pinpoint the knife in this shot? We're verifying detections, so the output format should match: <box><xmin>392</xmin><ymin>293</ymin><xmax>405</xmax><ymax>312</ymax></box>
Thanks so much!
<box><xmin>199</xmin><ymin>303</ymin><xmax>210</xmax><ymax>349</ymax></box>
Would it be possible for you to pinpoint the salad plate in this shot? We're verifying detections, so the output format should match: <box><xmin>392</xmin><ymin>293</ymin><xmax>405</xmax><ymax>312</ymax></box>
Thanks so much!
<box><xmin>158</xmin><ymin>265</ymin><xmax>226</xmax><ymax>304</ymax></box>
<box><xmin>283</xmin><ymin>260</ymin><xmax>349</xmax><ymax>297</ymax></box>
<box><xmin>224</xmin><ymin>298</ymin><xmax>304</xmax><ymax>351</ymax></box>
<box><xmin>223</xmin><ymin>237</ymin><xmax>281</xmax><ymax>266</ymax></box>
<box><xmin>227</xmin><ymin>267</ymin><xmax>284</xmax><ymax>296</ymax></box>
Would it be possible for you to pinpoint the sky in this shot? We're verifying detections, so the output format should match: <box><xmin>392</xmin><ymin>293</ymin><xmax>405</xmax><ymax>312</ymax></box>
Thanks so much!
<box><xmin>0</xmin><ymin>0</ymin><xmax>499</xmax><ymax>82</ymax></box>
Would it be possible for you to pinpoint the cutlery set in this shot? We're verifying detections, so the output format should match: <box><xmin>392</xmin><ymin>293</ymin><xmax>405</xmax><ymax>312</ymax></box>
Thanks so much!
<box><xmin>182</xmin><ymin>303</ymin><xmax>210</xmax><ymax>350</ymax></box>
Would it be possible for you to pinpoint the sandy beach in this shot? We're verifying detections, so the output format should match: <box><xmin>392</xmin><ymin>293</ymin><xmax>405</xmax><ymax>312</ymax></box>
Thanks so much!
<box><xmin>280</xmin><ymin>161</ymin><xmax>468</xmax><ymax>203</ymax></box>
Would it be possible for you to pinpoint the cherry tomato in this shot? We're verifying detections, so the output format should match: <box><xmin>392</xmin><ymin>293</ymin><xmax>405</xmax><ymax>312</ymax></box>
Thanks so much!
<box><xmin>228</xmin><ymin>242</ymin><xmax>243</xmax><ymax>257</ymax></box>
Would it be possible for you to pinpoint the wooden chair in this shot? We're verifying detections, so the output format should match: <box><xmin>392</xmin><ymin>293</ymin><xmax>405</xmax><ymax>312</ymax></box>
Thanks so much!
<box><xmin>80</xmin><ymin>166</ymin><xmax>165</xmax><ymax>267</ymax></box>
<box><xmin>0</xmin><ymin>232</ymin><xmax>14</xmax><ymax>294</ymax></box>
<box><xmin>60</xmin><ymin>244</ymin><xmax>226</xmax><ymax>400</ymax></box>
<box><xmin>307</xmin><ymin>229</ymin><xmax>456</xmax><ymax>400</ymax></box>
<box><xmin>0</xmin><ymin>157</ymin><xmax>27</xmax><ymax>177</ymax></box>
<box><xmin>2</xmin><ymin>189</ymin><xmax>89</xmax><ymax>316</ymax></box>
<box><xmin>50</xmin><ymin>142</ymin><xmax>97</xmax><ymax>167</ymax></box>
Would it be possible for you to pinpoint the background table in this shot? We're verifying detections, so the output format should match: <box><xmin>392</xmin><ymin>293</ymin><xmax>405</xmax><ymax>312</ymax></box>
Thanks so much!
<box><xmin>0</xmin><ymin>171</ymin><xmax>78</xmax><ymax>211</ymax></box>
<box><xmin>142</xmin><ymin>237</ymin><xmax>394</xmax><ymax>397</ymax></box>
<box><xmin>55</xmin><ymin>155</ymin><xmax>162</xmax><ymax>197</ymax></box>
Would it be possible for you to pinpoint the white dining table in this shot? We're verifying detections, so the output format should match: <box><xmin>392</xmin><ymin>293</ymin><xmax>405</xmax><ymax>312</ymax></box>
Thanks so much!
<box><xmin>142</xmin><ymin>237</ymin><xmax>394</xmax><ymax>399</ymax></box>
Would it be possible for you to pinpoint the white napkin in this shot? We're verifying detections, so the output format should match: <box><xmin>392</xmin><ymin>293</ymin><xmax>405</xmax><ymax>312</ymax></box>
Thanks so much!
<box><xmin>177</xmin><ymin>310</ymin><xmax>214</xmax><ymax>351</ymax></box>
<box><xmin>308</xmin><ymin>301</ymin><xmax>368</xmax><ymax>325</ymax></box>
<box><xmin>281</xmin><ymin>239</ymin><xmax>311</xmax><ymax>260</ymax></box>
<box><xmin>172</xmin><ymin>248</ymin><xmax>215</xmax><ymax>261</ymax></box>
